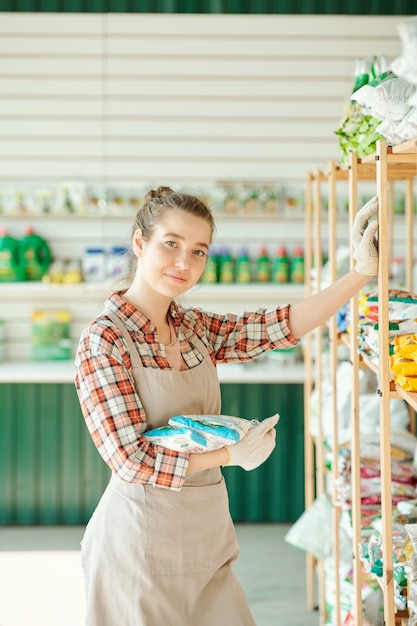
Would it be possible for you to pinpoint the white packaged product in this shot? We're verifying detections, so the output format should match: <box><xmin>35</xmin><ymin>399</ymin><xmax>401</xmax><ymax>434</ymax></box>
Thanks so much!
<box><xmin>82</xmin><ymin>248</ymin><xmax>107</xmax><ymax>282</ymax></box>
<box><xmin>107</xmin><ymin>246</ymin><xmax>130</xmax><ymax>279</ymax></box>
<box><xmin>143</xmin><ymin>413</ymin><xmax>279</xmax><ymax>452</ymax></box>
<box><xmin>144</xmin><ymin>425</ymin><xmax>209</xmax><ymax>453</ymax></box>
<box><xmin>169</xmin><ymin>413</ymin><xmax>255</xmax><ymax>445</ymax></box>
<box><xmin>353</xmin><ymin>73</ymin><xmax>416</xmax><ymax>122</ymax></box>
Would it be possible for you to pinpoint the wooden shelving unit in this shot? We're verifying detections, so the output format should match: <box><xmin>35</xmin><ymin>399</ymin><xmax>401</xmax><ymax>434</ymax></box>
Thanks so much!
<box><xmin>304</xmin><ymin>138</ymin><xmax>417</xmax><ymax>626</ymax></box>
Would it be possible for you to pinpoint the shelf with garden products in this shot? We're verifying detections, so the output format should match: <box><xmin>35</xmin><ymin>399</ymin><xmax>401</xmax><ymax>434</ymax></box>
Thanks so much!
<box><xmin>0</xmin><ymin>180</ymin><xmax>309</xmax><ymax>383</ymax></box>
<box><xmin>291</xmin><ymin>140</ymin><xmax>417</xmax><ymax>626</ymax></box>
<box><xmin>344</xmin><ymin>141</ymin><xmax>417</xmax><ymax>626</ymax></box>
<box><xmin>285</xmin><ymin>31</ymin><xmax>417</xmax><ymax>626</ymax></box>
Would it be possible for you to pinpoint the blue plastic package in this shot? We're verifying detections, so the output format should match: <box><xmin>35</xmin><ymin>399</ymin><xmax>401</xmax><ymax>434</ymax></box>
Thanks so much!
<box><xmin>144</xmin><ymin>425</ymin><xmax>209</xmax><ymax>452</ymax></box>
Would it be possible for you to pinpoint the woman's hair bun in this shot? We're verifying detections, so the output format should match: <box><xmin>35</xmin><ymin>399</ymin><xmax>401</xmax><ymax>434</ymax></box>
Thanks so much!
<box><xmin>144</xmin><ymin>186</ymin><xmax>174</xmax><ymax>203</ymax></box>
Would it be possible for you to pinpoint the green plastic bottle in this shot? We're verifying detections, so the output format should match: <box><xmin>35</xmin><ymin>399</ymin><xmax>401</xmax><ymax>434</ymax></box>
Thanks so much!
<box><xmin>19</xmin><ymin>226</ymin><xmax>52</xmax><ymax>281</ymax></box>
<box><xmin>255</xmin><ymin>246</ymin><xmax>271</xmax><ymax>283</ymax></box>
<box><xmin>202</xmin><ymin>249</ymin><xmax>219</xmax><ymax>284</ymax></box>
<box><xmin>235</xmin><ymin>247</ymin><xmax>252</xmax><ymax>283</ymax></box>
<box><xmin>218</xmin><ymin>247</ymin><xmax>234</xmax><ymax>283</ymax></box>
<box><xmin>290</xmin><ymin>246</ymin><xmax>305</xmax><ymax>284</ymax></box>
<box><xmin>272</xmin><ymin>246</ymin><xmax>290</xmax><ymax>284</ymax></box>
<box><xmin>0</xmin><ymin>227</ymin><xmax>21</xmax><ymax>282</ymax></box>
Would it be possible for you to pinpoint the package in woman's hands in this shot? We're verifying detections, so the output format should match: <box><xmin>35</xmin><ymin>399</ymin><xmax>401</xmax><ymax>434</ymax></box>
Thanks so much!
<box><xmin>169</xmin><ymin>414</ymin><xmax>255</xmax><ymax>446</ymax></box>
<box><xmin>144</xmin><ymin>413</ymin><xmax>279</xmax><ymax>453</ymax></box>
<box><xmin>143</xmin><ymin>425</ymin><xmax>210</xmax><ymax>453</ymax></box>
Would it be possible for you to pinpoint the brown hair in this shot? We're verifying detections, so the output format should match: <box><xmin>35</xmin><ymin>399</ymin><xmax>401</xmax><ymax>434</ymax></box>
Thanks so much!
<box><xmin>125</xmin><ymin>186</ymin><xmax>216</xmax><ymax>282</ymax></box>
<box><xmin>133</xmin><ymin>186</ymin><xmax>215</xmax><ymax>241</ymax></box>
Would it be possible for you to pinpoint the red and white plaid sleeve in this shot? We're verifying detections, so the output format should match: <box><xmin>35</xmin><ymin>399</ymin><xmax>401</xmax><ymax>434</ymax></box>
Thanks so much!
<box><xmin>183</xmin><ymin>304</ymin><xmax>299</xmax><ymax>364</ymax></box>
<box><xmin>75</xmin><ymin>320</ymin><xmax>188</xmax><ymax>491</ymax></box>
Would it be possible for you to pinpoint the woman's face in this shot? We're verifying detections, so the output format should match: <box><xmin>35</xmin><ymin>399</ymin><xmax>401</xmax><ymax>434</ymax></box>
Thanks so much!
<box><xmin>133</xmin><ymin>209</ymin><xmax>212</xmax><ymax>298</ymax></box>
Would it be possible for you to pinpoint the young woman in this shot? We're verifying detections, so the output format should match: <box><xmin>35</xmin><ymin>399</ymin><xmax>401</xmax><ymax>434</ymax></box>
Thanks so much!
<box><xmin>75</xmin><ymin>186</ymin><xmax>378</xmax><ymax>626</ymax></box>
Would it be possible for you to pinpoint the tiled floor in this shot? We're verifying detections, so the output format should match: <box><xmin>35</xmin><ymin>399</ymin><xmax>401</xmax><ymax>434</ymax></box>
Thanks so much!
<box><xmin>0</xmin><ymin>524</ymin><xmax>319</xmax><ymax>626</ymax></box>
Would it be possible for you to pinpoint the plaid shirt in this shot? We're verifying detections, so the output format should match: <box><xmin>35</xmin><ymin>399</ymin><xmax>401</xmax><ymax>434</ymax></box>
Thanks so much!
<box><xmin>75</xmin><ymin>291</ymin><xmax>299</xmax><ymax>491</ymax></box>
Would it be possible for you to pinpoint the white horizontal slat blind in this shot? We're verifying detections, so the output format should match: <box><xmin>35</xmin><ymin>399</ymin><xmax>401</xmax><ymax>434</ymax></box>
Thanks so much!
<box><xmin>0</xmin><ymin>12</ymin><xmax>405</xmax><ymax>186</ymax></box>
<box><xmin>0</xmin><ymin>12</ymin><xmax>408</xmax><ymax>363</ymax></box>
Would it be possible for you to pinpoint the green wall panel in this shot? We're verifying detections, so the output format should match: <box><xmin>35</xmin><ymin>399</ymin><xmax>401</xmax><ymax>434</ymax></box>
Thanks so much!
<box><xmin>0</xmin><ymin>381</ymin><xmax>305</xmax><ymax>525</ymax></box>
<box><xmin>221</xmin><ymin>383</ymin><xmax>305</xmax><ymax>522</ymax></box>
<box><xmin>0</xmin><ymin>0</ymin><xmax>416</xmax><ymax>13</ymax></box>
<box><xmin>0</xmin><ymin>383</ymin><xmax>110</xmax><ymax>525</ymax></box>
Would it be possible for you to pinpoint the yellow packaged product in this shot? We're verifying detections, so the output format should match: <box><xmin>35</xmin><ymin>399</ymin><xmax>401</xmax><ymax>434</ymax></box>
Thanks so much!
<box><xmin>393</xmin><ymin>373</ymin><xmax>417</xmax><ymax>391</ymax></box>
<box><xmin>393</xmin><ymin>333</ymin><xmax>417</xmax><ymax>357</ymax></box>
<box><xmin>390</xmin><ymin>353</ymin><xmax>417</xmax><ymax>376</ymax></box>
<box><xmin>31</xmin><ymin>309</ymin><xmax>72</xmax><ymax>361</ymax></box>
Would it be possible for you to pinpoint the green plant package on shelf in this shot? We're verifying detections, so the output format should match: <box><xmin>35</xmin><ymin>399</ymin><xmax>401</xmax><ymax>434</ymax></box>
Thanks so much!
<box><xmin>334</xmin><ymin>50</ymin><xmax>417</xmax><ymax>164</ymax></box>
<box><xmin>334</xmin><ymin>55</ymin><xmax>388</xmax><ymax>166</ymax></box>
<box><xmin>334</xmin><ymin>102</ymin><xmax>383</xmax><ymax>167</ymax></box>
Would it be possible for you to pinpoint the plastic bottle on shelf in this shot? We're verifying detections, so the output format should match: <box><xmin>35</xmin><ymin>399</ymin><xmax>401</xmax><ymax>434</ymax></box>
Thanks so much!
<box><xmin>44</xmin><ymin>259</ymin><xmax>65</xmax><ymax>283</ymax></box>
<box><xmin>202</xmin><ymin>249</ymin><xmax>219</xmax><ymax>284</ymax></box>
<box><xmin>107</xmin><ymin>246</ymin><xmax>130</xmax><ymax>280</ymax></box>
<box><xmin>256</xmin><ymin>246</ymin><xmax>271</xmax><ymax>282</ymax></box>
<box><xmin>290</xmin><ymin>246</ymin><xmax>305</xmax><ymax>284</ymax></box>
<box><xmin>218</xmin><ymin>247</ymin><xmax>234</xmax><ymax>283</ymax></box>
<box><xmin>235</xmin><ymin>247</ymin><xmax>252</xmax><ymax>283</ymax></box>
<box><xmin>82</xmin><ymin>247</ymin><xmax>107</xmax><ymax>282</ymax></box>
<box><xmin>0</xmin><ymin>227</ymin><xmax>21</xmax><ymax>282</ymax></box>
<box><xmin>272</xmin><ymin>246</ymin><xmax>290</xmax><ymax>284</ymax></box>
<box><xmin>63</xmin><ymin>260</ymin><xmax>83</xmax><ymax>284</ymax></box>
<box><xmin>19</xmin><ymin>226</ymin><xmax>52</xmax><ymax>281</ymax></box>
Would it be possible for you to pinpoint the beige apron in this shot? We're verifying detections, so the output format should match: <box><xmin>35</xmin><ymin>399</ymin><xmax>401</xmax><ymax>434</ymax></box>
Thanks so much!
<box><xmin>81</xmin><ymin>311</ymin><xmax>256</xmax><ymax>626</ymax></box>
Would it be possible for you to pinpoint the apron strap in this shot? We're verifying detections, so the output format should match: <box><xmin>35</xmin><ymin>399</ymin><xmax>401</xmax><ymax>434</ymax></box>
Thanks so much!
<box><xmin>102</xmin><ymin>309</ymin><xmax>143</xmax><ymax>368</ymax></box>
<box><xmin>183</xmin><ymin>328</ymin><xmax>212</xmax><ymax>363</ymax></box>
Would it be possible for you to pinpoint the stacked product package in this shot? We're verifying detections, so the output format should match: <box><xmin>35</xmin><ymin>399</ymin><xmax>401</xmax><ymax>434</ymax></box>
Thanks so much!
<box><xmin>359</xmin><ymin>289</ymin><xmax>417</xmax><ymax>382</ymax></box>
<box><xmin>335</xmin><ymin>16</ymin><xmax>417</xmax><ymax>166</ymax></box>
<box><xmin>288</xmin><ymin>282</ymin><xmax>417</xmax><ymax>622</ymax></box>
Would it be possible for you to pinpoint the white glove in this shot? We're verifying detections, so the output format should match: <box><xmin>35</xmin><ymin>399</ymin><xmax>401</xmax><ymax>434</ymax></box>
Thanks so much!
<box><xmin>224</xmin><ymin>414</ymin><xmax>279</xmax><ymax>471</ymax></box>
<box><xmin>353</xmin><ymin>219</ymin><xmax>379</xmax><ymax>276</ymax></box>
<box><xmin>351</xmin><ymin>196</ymin><xmax>378</xmax><ymax>256</ymax></box>
<box><xmin>351</xmin><ymin>197</ymin><xmax>379</xmax><ymax>276</ymax></box>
